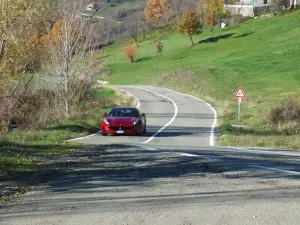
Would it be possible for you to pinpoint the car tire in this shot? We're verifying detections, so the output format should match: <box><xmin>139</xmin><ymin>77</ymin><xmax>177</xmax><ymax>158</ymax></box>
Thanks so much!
<box><xmin>101</xmin><ymin>133</ymin><xmax>107</xmax><ymax>136</ymax></box>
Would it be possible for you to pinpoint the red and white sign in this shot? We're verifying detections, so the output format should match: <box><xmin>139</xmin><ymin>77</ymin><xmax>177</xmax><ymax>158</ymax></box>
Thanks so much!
<box><xmin>234</xmin><ymin>87</ymin><xmax>246</xmax><ymax>98</ymax></box>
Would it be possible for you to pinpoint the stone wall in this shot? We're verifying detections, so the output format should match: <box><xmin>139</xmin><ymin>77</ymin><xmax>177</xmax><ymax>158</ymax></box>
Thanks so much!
<box><xmin>224</xmin><ymin>5</ymin><xmax>255</xmax><ymax>17</ymax></box>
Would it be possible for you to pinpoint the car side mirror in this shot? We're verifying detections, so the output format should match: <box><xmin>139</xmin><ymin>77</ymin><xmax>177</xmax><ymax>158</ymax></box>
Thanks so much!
<box><xmin>141</xmin><ymin>113</ymin><xmax>145</xmax><ymax>116</ymax></box>
<box><xmin>104</xmin><ymin>113</ymin><xmax>108</xmax><ymax>117</ymax></box>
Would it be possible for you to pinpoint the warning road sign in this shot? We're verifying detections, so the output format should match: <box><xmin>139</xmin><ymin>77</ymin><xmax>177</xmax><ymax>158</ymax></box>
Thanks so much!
<box><xmin>234</xmin><ymin>87</ymin><xmax>246</xmax><ymax>98</ymax></box>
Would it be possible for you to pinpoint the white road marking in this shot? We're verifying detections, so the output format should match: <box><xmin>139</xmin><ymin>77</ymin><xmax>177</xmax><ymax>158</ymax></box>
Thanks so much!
<box><xmin>142</xmin><ymin>147</ymin><xmax>159</xmax><ymax>151</ymax></box>
<box><xmin>225</xmin><ymin>146</ymin><xmax>300</xmax><ymax>157</ymax></box>
<box><xmin>160</xmin><ymin>87</ymin><xmax>218</xmax><ymax>147</ymax></box>
<box><xmin>68</xmin><ymin>133</ymin><xmax>97</xmax><ymax>141</ymax></box>
<box><xmin>179</xmin><ymin>153</ymin><xmax>200</xmax><ymax>157</ymax></box>
<box><xmin>178</xmin><ymin>153</ymin><xmax>220</xmax><ymax>161</ymax></box>
<box><xmin>250</xmin><ymin>165</ymin><xmax>300</xmax><ymax>175</ymax></box>
<box><xmin>136</xmin><ymin>87</ymin><xmax>178</xmax><ymax>144</ymax></box>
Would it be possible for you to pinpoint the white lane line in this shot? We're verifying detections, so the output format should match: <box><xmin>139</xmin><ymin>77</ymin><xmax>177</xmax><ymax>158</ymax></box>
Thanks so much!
<box><xmin>135</xmin><ymin>87</ymin><xmax>178</xmax><ymax>144</ymax></box>
<box><xmin>141</xmin><ymin>147</ymin><xmax>159</xmax><ymax>151</ymax></box>
<box><xmin>179</xmin><ymin>153</ymin><xmax>200</xmax><ymax>157</ymax></box>
<box><xmin>178</xmin><ymin>152</ymin><xmax>221</xmax><ymax>162</ymax></box>
<box><xmin>68</xmin><ymin>133</ymin><xmax>97</xmax><ymax>141</ymax></box>
<box><xmin>161</xmin><ymin>87</ymin><xmax>218</xmax><ymax>147</ymax></box>
<box><xmin>250</xmin><ymin>165</ymin><xmax>300</xmax><ymax>175</ymax></box>
<box><xmin>225</xmin><ymin>146</ymin><xmax>300</xmax><ymax>157</ymax></box>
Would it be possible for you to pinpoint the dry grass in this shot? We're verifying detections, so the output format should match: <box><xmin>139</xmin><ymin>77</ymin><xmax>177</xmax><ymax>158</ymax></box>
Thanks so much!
<box><xmin>107</xmin><ymin>85</ymin><xmax>137</xmax><ymax>107</ymax></box>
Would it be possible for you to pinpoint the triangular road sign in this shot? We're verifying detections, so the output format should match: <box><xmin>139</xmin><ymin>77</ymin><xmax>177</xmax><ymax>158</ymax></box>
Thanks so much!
<box><xmin>234</xmin><ymin>87</ymin><xmax>246</xmax><ymax>98</ymax></box>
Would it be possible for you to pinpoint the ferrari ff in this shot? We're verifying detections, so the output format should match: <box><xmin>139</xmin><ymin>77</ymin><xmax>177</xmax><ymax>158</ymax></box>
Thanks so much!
<box><xmin>100</xmin><ymin>107</ymin><xmax>146</xmax><ymax>136</ymax></box>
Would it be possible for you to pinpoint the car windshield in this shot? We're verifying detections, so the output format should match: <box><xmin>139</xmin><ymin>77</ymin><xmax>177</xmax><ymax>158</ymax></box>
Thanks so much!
<box><xmin>109</xmin><ymin>108</ymin><xmax>139</xmax><ymax>117</ymax></box>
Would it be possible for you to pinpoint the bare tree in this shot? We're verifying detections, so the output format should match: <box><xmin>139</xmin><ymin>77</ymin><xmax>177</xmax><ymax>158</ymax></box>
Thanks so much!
<box><xmin>43</xmin><ymin>1</ymin><xmax>103</xmax><ymax>118</ymax></box>
<box><xmin>122</xmin><ymin>12</ymin><xmax>146</xmax><ymax>47</ymax></box>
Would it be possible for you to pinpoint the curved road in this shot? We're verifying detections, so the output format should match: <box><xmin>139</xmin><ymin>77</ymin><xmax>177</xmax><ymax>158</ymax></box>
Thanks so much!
<box><xmin>71</xmin><ymin>85</ymin><xmax>217</xmax><ymax>147</ymax></box>
<box><xmin>1</xmin><ymin>86</ymin><xmax>300</xmax><ymax>225</ymax></box>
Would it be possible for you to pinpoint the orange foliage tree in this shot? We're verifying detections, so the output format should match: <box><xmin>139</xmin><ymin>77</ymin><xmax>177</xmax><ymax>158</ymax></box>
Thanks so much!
<box><xmin>144</xmin><ymin>0</ymin><xmax>170</xmax><ymax>21</ymax></box>
<box><xmin>205</xmin><ymin>11</ymin><xmax>217</xmax><ymax>41</ymax></box>
<box><xmin>203</xmin><ymin>0</ymin><xmax>226</xmax><ymax>26</ymax></box>
<box><xmin>124</xmin><ymin>45</ymin><xmax>137</xmax><ymax>63</ymax></box>
<box><xmin>177</xmin><ymin>10</ymin><xmax>203</xmax><ymax>46</ymax></box>
<box><xmin>155</xmin><ymin>41</ymin><xmax>163</xmax><ymax>53</ymax></box>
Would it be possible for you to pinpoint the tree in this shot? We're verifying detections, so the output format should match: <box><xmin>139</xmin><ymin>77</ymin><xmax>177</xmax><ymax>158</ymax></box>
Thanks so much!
<box><xmin>124</xmin><ymin>45</ymin><xmax>137</xmax><ymax>63</ymax></box>
<box><xmin>203</xmin><ymin>0</ymin><xmax>225</xmax><ymax>26</ymax></box>
<box><xmin>177</xmin><ymin>10</ymin><xmax>203</xmax><ymax>46</ymax></box>
<box><xmin>0</xmin><ymin>0</ymin><xmax>48</xmax><ymax>127</ymax></box>
<box><xmin>205</xmin><ymin>11</ymin><xmax>217</xmax><ymax>42</ymax></box>
<box><xmin>156</xmin><ymin>41</ymin><xmax>163</xmax><ymax>53</ymax></box>
<box><xmin>144</xmin><ymin>0</ymin><xmax>170</xmax><ymax>21</ymax></box>
<box><xmin>41</xmin><ymin>1</ymin><xmax>102</xmax><ymax>118</ymax></box>
<box><xmin>122</xmin><ymin>12</ymin><xmax>146</xmax><ymax>47</ymax></box>
<box><xmin>0</xmin><ymin>0</ymin><xmax>48</xmax><ymax>65</ymax></box>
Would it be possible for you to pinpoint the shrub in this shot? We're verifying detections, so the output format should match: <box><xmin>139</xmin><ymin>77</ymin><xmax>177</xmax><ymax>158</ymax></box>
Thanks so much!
<box><xmin>268</xmin><ymin>99</ymin><xmax>300</xmax><ymax>125</ymax></box>
<box><xmin>124</xmin><ymin>45</ymin><xmax>137</xmax><ymax>63</ymax></box>
<box><xmin>155</xmin><ymin>41</ymin><xmax>163</xmax><ymax>53</ymax></box>
<box><xmin>278</xmin><ymin>121</ymin><xmax>299</xmax><ymax>135</ymax></box>
<box><xmin>267</xmin><ymin>99</ymin><xmax>300</xmax><ymax>135</ymax></box>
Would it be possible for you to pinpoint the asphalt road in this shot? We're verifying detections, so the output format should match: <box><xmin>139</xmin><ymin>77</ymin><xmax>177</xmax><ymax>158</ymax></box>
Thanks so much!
<box><xmin>1</xmin><ymin>86</ymin><xmax>300</xmax><ymax>225</ymax></box>
<box><xmin>70</xmin><ymin>85</ymin><xmax>217</xmax><ymax>147</ymax></box>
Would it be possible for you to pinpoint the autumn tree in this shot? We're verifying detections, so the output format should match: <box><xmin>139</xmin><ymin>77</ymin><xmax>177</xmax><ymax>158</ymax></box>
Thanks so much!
<box><xmin>205</xmin><ymin>11</ymin><xmax>217</xmax><ymax>42</ymax></box>
<box><xmin>156</xmin><ymin>41</ymin><xmax>163</xmax><ymax>53</ymax></box>
<box><xmin>203</xmin><ymin>0</ymin><xmax>226</xmax><ymax>26</ymax></box>
<box><xmin>41</xmin><ymin>1</ymin><xmax>102</xmax><ymax>118</ymax></box>
<box><xmin>177</xmin><ymin>10</ymin><xmax>203</xmax><ymax>46</ymax></box>
<box><xmin>0</xmin><ymin>0</ymin><xmax>48</xmax><ymax>66</ymax></box>
<box><xmin>124</xmin><ymin>45</ymin><xmax>137</xmax><ymax>63</ymax></box>
<box><xmin>144</xmin><ymin>0</ymin><xmax>170</xmax><ymax>21</ymax></box>
<box><xmin>0</xmin><ymin>0</ymin><xmax>49</xmax><ymax>130</ymax></box>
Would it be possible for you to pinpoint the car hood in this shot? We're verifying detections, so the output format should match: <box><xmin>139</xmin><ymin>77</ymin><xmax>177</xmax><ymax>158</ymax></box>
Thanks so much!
<box><xmin>107</xmin><ymin>117</ymin><xmax>138</xmax><ymax>126</ymax></box>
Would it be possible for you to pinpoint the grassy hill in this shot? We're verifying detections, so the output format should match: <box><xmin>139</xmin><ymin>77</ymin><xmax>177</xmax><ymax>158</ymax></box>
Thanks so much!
<box><xmin>103</xmin><ymin>10</ymin><xmax>300</xmax><ymax>149</ymax></box>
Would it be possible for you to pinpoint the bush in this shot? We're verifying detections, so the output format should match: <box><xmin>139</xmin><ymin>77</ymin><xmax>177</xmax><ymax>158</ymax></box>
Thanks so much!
<box><xmin>268</xmin><ymin>99</ymin><xmax>300</xmax><ymax>125</ymax></box>
<box><xmin>278</xmin><ymin>121</ymin><xmax>299</xmax><ymax>135</ymax></box>
<box><xmin>124</xmin><ymin>45</ymin><xmax>137</xmax><ymax>62</ymax></box>
<box><xmin>155</xmin><ymin>41</ymin><xmax>163</xmax><ymax>53</ymax></box>
<box><xmin>267</xmin><ymin>99</ymin><xmax>300</xmax><ymax>135</ymax></box>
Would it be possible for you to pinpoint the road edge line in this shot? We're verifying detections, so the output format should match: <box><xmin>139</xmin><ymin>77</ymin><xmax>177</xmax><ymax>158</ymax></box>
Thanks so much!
<box><xmin>250</xmin><ymin>165</ymin><xmax>300</xmax><ymax>175</ymax></box>
<box><xmin>135</xmin><ymin>87</ymin><xmax>178</xmax><ymax>144</ymax></box>
<box><xmin>68</xmin><ymin>133</ymin><xmax>97</xmax><ymax>141</ymax></box>
<box><xmin>160</xmin><ymin>87</ymin><xmax>218</xmax><ymax>147</ymax></box>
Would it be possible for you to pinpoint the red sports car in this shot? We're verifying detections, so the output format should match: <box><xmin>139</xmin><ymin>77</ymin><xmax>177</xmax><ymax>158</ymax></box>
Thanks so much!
<box><xmin>100</xmin><ymin>107</ymin><xmax>147</xmax><ymax>136</ymax></box>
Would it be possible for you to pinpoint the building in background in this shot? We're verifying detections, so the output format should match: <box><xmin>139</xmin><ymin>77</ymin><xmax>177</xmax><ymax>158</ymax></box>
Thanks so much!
<box><xmin>224</xmin><ymin>0</ymin><xmax>300</xmax><ymax>17</ymax></box>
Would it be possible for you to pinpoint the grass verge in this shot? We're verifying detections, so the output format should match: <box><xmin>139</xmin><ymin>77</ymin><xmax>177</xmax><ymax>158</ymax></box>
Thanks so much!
<box><xmin>103</xmin><ymin>10</ymin><xmax>300</xmax><ymax>149</ymax></box>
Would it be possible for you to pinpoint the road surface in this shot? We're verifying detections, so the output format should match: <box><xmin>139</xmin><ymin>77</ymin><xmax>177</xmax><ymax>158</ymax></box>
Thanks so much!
<box><xmin>1</xmin><ymin>86</ymin><xmax>300</xmax><ymax>225</ymax></box>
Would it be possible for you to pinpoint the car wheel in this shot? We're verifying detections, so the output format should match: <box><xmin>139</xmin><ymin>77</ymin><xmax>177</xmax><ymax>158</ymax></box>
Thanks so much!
<box><xmin>101</xmin><ymin>133</ymin><xmax>107</xmax><ymax>136</ymax></box>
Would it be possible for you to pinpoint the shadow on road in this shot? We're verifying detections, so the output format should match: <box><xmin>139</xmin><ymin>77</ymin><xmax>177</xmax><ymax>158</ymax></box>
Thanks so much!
<box><xmin>1</xmin><ymin>144</ymin><xmax>300</xmax><ymax>219</ymax></box>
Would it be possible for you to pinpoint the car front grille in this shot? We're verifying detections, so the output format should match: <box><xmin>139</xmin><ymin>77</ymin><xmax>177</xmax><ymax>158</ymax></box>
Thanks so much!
<box><xmin>109</xmin><ymin>126</ymin><xmax>133</xmax><ymax>131</ymax></box>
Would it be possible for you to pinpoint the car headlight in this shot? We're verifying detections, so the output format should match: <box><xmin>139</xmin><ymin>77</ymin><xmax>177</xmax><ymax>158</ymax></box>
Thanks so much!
<box><xmin>133</xmin><ymin>118</ymin><xmax>140</xmax><ymax>125</ymax></box>
<box><xmin>104</xmin><ymin>118</ymin><xmax>110</xmax><ymax>125</ymax></box>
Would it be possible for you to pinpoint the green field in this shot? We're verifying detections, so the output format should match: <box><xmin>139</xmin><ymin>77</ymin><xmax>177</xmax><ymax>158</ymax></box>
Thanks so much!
<box><xmin>103</xmin><ymin>10</ymin><xmax>300</xmax><ymax>149</ymax></box>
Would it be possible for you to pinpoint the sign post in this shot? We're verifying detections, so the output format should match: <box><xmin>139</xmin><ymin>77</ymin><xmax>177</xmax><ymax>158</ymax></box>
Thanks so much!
<box><xmin>234</xmin><ymin>87</ymin><xmax>246</xmax><ymax>122</ymax></box>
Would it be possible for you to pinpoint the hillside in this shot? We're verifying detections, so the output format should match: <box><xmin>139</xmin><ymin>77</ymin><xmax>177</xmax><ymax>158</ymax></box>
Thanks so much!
<box><xmin>103</xmin><ymin>10</ymin><xmax>300</xmax><ymax>149</ymax></box>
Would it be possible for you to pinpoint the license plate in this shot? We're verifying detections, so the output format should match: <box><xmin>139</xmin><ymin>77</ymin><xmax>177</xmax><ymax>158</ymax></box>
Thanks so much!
<box><xmin>117</xmin><ymin>130</ymin><xmax>124</xmax><ymax>134</ymax></box>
